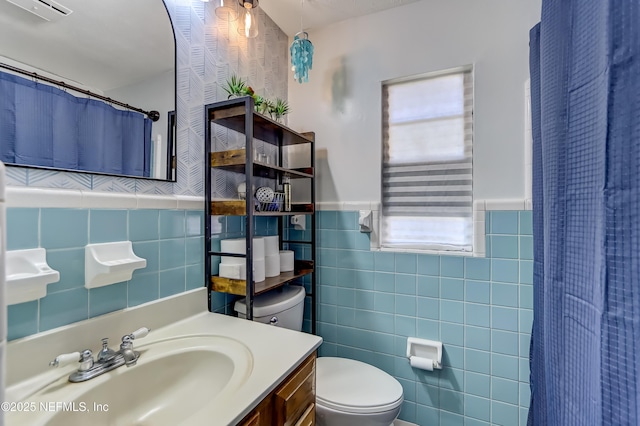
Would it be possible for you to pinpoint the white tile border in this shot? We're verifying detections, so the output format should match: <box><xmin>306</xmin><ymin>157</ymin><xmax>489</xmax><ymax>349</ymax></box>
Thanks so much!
<box><xmin>7</xmin><ymin>187</ymin><xmax>84</xmax><ymax>208</ymax></box>
<box><xmin>177</xmin><ymin>195</ymin><xmax>205</xmax><ymax>210</ymax></box>
<box><xmin>83</xmin><ymin>191</ymin><xmax>137</xmax><ymax>209</ymax></box>
<box><xmin>6</xmin><ymin>187</ymin><xmax>205</xmax><ymax>210</ymax></box>
<box><xmin>473</xmin><ymin>200</ymin><xmax>486</xmax><ymax>257</ymax></box>
<box><xmin>485</xmin><ymin>199</ymin><xmax>527</xmax><ymax>211</ymax></box>
<box><xmin>5</xmin><ymin>190</ymin><xmax>529</xmax><ymax>213</ymax></box>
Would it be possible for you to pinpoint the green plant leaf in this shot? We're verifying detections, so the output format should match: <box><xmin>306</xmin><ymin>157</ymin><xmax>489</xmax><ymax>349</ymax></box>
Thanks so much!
<box><xmin>223</xmin><ymin>75</ymin><xmax>247</xmax><ymax>99</ymax></box>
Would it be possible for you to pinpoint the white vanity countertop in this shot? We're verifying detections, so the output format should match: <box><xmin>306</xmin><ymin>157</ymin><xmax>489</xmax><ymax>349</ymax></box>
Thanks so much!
<box><xmin>5</xmin><ymin>288</ymin><xmax>323</xmax><ymax>425</ymax></box>
<box><xmin>148</xmin><ymin>311</ymin><xmax>322</xmax><ymax>425</ymax></box>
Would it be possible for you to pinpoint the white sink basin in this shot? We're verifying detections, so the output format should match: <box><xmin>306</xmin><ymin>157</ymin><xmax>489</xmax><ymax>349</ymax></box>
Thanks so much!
<box><xmin>8</xmin><ymin>335</ymin><xmax>253</xmax><ymax>426</ymax></box>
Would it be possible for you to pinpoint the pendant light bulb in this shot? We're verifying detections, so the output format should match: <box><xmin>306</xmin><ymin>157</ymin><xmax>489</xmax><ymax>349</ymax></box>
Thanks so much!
<box><xmin>244</xmin><ymin>6</ymin><xmax>252</xmax><ymax>37</ymax></box>
<box><xmin>237</xmin><ymin>1</ymin><xmax>259</xmax><ymax>38</ymax></box>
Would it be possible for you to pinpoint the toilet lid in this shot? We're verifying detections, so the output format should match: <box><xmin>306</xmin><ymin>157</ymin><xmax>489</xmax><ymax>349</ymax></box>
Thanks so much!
<box><xmin>316</xmin><ymin>357</ymin><xmax>404</xmax><ymax>414</ymax></box>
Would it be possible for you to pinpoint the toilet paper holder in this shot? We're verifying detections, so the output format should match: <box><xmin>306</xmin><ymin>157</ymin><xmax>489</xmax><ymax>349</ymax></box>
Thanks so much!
<box><xmin>406</xmin><ymin>337</ymin><xmax>442</xmax><ymax>370</ymax></box>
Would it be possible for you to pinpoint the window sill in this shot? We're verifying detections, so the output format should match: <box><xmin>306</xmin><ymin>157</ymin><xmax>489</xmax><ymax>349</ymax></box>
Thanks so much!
<box><xmin>375</xmin><ymin>246</ymin><xmax>484</xmax><ymax>258</ymax></box>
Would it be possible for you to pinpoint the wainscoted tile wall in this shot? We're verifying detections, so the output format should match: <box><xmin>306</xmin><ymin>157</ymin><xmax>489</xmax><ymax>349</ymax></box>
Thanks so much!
<box><xmin>6</xmin><ymin>207</ymin><xmax>205</xmax><ymax>340</ymax></box>
<box><xmin>315</xmin><ymin>210</ymin><xmax>533</xmax><ymax>426</ymax></box>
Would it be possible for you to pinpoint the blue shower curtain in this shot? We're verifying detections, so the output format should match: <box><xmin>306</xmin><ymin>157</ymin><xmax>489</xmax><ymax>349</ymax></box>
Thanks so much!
<box><xmin>529</xmin><ymin>1</ymin><xmax>640</xmax><ymax>424</ymax></box>
<box><xmin>0</xmin><ymin>70</ymin><xmax>152</xmax><ymax>177</ymax></box>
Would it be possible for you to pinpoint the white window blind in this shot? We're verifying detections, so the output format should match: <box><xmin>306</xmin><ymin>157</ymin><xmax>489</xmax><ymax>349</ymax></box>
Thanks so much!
<box><xmin>382</xmin><ymin>69</ymin><xmax>473</xmax><ymax>251</ymax></box>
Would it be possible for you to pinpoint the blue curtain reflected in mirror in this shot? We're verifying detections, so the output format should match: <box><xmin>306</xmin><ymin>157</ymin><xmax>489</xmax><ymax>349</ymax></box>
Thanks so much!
<box><xmin>0</xmin><ymin>70</ymin><xmax>152</xmax><ymax>177</ymax></box>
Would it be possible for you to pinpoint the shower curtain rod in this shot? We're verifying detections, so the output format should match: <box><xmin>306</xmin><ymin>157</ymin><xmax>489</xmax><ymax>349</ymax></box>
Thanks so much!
<box><xmin>0</xmin><ymin>62</ymin><xmax>160</xmax><ymax>122</ymax></box>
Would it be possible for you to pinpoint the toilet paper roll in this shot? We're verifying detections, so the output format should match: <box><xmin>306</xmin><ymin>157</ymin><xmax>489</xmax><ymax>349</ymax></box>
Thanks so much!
<box><xmin>253</xmin><ymin>258</ymin><xmax>266</xmax><ymax>282</ymax></box>
<box><xmin>279</xmin><ymin>250</ymin><xmax>295</xmax><ymax>272</ymax></box>
<box><xmin>221</xmin><ymin>237</ymin><xmax>265</xmax><ymax>260</ymax></box>
<box><xmin>265</xmin><ymin>254</ymin><xmax>281</xmax><ymax>277</ymax></box>
<box><xmin>409</xmin><ymin>356</ymin><xmax>434</xmax><ymax>371</ymax></box>
<box><xmin>263</xmin><ymin>235</ymin><xmax>280</xmax><ymax>256</ymax></box>
<box><xmin>219</xmin><ymin>263</ymin><xmax>246</xmax><ymax>280</ymax></box>
<box><xmin>220</xmin><ymin>238</ymin><xmax>245</xmax><ymax>254</ymax></box>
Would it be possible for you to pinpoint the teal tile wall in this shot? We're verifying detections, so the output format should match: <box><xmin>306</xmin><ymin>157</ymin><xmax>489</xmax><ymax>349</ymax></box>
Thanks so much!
<box><xmin>6</xmin><ymin>208</ymin><xmax>205</xmax><ymax>341</ymax></box>
<box><xmin>315</xmin><ymin>210</ymin><xmax>533</xmax><ymax>426</ymax></box>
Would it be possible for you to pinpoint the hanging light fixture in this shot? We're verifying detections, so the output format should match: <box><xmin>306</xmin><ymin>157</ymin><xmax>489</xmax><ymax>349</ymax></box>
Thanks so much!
<box><xmin>290</xmin><ymin>0</ymin><xmax>313</xmax><ymax>83</ymax></box>
<box><xmin>215</xmin><ymin>0</ymin><xmax>238</xmax><ymax>21</ymax></box>
<box><xmin>237</xmin><ymin>0</ymin><xmax>259</xmax><ymax>38</ymax></box>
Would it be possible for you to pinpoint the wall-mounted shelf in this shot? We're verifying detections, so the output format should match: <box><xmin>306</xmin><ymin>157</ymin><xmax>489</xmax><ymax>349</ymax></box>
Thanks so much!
<box><xmin>85</xmin><ymin>241</ymin><xmax>146</xmax><ymax>289</ymax></box>
<box><xmin>6</xmin><ymin>248</ymin><xmax>60</xmax><ymax>305</ymax></box>
<box><xmin>205</xmin><ymin>96</ymin><xmax>316</xmax><ymax>331</ymax></box>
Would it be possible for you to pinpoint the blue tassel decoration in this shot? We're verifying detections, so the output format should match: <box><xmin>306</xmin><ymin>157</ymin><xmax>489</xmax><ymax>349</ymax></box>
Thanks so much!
<box><xmin>290</xmin><ymin>32</ymin><xmax>314</xmax><ymax>84</ymax></box>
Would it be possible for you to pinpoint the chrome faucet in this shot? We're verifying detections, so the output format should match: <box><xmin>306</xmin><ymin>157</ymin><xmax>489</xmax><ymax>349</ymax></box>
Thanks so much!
<box><xmin>49</xmin><ymin>327</ymin><xmax>149</xmax><ymax>383</ymax></box>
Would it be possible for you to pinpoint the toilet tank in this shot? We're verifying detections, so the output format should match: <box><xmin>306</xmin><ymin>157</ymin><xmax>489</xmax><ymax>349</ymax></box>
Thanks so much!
<box><xmin>234</xmin><ymin>285</ymin><xmax>306</xmax><ymax>331</ymax></box>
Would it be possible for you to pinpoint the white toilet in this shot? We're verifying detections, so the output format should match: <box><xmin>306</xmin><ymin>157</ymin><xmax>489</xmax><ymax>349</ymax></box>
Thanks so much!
<box><xmin>234</xmin><ymin>285</ymin><xmax>404</xmax><ymax>426</ymax></box>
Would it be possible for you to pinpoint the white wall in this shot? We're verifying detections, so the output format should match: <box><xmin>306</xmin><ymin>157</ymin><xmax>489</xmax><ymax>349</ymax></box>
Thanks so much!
<box><xmin>288</xmin><ymin>0</ymin><xmax>541</xmax><ymax>203</ymax></box>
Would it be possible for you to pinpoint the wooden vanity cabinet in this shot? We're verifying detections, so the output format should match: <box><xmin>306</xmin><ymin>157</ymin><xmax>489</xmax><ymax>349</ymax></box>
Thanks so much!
<box><xmin>239</xmin><ymin>352</ymin><xmax>316</xmax><ymax>426</ymax></box>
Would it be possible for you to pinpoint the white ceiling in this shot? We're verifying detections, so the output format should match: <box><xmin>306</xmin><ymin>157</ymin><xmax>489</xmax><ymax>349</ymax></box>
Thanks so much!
<box><xmin>260</xmin><ymin>0</ymin><xmax>421</xmax><ymax>36</ymax></box>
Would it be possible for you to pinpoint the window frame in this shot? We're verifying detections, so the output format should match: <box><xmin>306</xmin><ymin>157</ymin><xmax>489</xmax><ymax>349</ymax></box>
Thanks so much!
<box><xmin>379</xmin><ymin>65</ymin><xmax>474</xmax><ymax>254</ymax></box>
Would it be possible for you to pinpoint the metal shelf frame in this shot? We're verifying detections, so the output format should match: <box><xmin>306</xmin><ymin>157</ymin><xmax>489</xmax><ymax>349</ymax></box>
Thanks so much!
<box><xmin>204</xmin><ymin>96</ymin><xmax>316</xmax><ymax>333</ymax></box>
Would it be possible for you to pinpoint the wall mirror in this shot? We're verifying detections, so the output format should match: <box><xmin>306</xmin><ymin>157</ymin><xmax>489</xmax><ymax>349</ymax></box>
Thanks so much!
<box><xmin>0</xmin><ymin>0</ymin><xmax>176</xmax><ymax>180</ymax></box>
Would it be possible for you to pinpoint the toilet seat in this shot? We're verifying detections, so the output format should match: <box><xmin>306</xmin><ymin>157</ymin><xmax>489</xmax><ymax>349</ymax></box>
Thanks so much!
<box><xmin>316</xmin><ymin>357</ymin><xmax>404</xmax><ymax>415</ymax></box>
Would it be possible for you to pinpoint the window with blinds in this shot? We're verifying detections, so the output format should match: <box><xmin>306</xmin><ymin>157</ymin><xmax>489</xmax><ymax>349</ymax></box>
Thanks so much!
<box><xmin>381</xmin><ymin>68</ymin><xmax>473</xmax><ymax>251</ymax></box>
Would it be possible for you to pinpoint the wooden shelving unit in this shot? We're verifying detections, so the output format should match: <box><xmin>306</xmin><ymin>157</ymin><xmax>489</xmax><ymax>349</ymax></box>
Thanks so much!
<box><xmin>204</xmin><ymin>96</ymin><xmax>316</xmax><ymax>331</ymax></box>
<box><xmin>211</xmin><ymin>260</ymin><xmax>314</xmax><ymax>296</ymax></box>
<box><xmin>210</xmin><ymin>149</ymin><xmax>313</xmax><ymax>179</ymax></box>
<box><xmin>210</xmin><ymin>201</ymin><xmax>314</xmax><ymax>216</ymax></box>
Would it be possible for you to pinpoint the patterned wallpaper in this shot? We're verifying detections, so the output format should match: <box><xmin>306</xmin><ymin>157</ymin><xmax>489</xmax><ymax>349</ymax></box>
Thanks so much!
<box><xmin>4</xmin><ymin>0</ymin><xmax>289</xmax><ymax>198</ymax></box>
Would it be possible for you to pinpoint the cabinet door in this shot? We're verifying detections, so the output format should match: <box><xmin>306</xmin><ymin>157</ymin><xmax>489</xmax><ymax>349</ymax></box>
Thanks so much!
<box><xmin>238</xmin><ymin>394</ymin><xmax>273</xmax><ymax>426</ymax></box>
<box><xmin>294</xmin><ymin>403</ymin><xmax>315</xmax><ymax>426</ymax></box>
<box><xmin>274</xmin><ymin>353</ymin><xmax>316</xmax><ymax>426</ymax></box>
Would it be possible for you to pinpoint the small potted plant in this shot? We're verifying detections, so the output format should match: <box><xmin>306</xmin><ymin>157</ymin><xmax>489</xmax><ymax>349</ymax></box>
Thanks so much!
<box><xmin>257</xmin><ymin>97</ymin><xmax>273</xmax><ymax>116</ymax></box>
<box><xmin>269</xmin><ymin>98</ymin><xmax>290</xmax><ymax>122</ymax></box>
<box><xmin>223</xmin><ymin>75</ymin><xmax>248</xmax><ymax>99</ymax></box>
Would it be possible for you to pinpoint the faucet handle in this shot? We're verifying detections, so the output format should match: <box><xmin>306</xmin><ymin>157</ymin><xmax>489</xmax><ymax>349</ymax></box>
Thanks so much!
<box><xmin>127</xmin><ymin>327</ymin><xmax>150</xmax><ymax>340</ymax></box>
<box><xmin>50</xmin><ymin>349</ymin><xmax>93</xmax><ymax>371</ymax></box>
<box><xmin>49</xmin><ymin>352</ymin><xmax>81</xmax><ymax>368</ymax></box>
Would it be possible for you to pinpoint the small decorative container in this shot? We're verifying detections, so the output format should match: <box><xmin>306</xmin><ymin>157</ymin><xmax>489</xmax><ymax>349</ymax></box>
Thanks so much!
<box><xmin>257</xmin><ymin>192</ymin><xmax>284</xmax><ymax>212</ymax></box>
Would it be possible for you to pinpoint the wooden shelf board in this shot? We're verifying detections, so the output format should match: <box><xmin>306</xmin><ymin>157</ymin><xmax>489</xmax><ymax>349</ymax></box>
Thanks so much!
<box><xmin>207</xmin><ymin>99</ymin><xmax>314</xmax><ymax>147</ymax></box>
<box><xmin>211</xmin><ymin>261</ymin><xmax>314</xmax><ymax>296</ymax></box>
<box><xmin>210</xmin><ymin>150</ymin><xmax>313</xmax><ymax>179</ymax></box>
<box><xmin>211</xmin><ymin>200</ymin><xmax>314</xmax><ymax>216</ymax></box>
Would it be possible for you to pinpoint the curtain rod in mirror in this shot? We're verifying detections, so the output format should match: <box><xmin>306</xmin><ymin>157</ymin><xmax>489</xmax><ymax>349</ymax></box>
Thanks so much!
<box><xmin>0</xmin><ymin>61</ymin><xmax>160</xmax><ymax>122</ymax></box>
